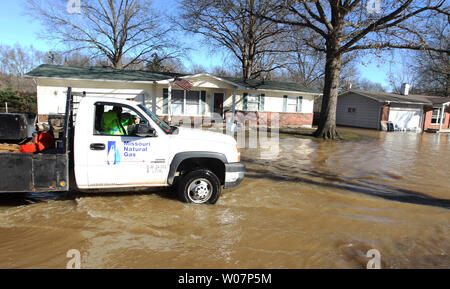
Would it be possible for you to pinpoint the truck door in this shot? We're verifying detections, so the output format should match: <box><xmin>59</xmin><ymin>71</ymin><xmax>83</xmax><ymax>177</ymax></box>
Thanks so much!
<box><xmin>86</xmin><ymin>102</ymin><xmax>170</xmax><ymax>188</ymax></box>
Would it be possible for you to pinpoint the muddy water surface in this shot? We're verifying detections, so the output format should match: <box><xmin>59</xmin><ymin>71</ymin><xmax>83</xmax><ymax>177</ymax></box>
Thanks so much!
<box><xmin>0</xmin><ymin>128</ymin><xmax>449</xmax><ymax>268</ymax></box>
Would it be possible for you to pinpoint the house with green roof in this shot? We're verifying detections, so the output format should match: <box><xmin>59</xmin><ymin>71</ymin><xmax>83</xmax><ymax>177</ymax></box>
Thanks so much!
<box><xmin>26</xmin><ymin>64</ymin><xmax>321</xmax><ymax>127</ymax></box>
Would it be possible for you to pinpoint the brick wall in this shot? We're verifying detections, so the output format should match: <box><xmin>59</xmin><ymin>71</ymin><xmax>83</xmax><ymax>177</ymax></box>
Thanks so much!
<box><xmin>225</xmin><ymin>110</ymin><xmax>313</xmax><ymax>128</ymax></box>
<box><xmin>39</xmin><ymin>111</ymin><xmax>314</xmax><ymax>129</ymax></box>
<box><xmin>38</xmin><ymin>114</ymin><xmax>49</xmax><ymax>123</ymax></box>
<box><xmin>381</xmin><ymin>105</ymin><xmax>390</xmax><ymax>122</ymax></box>
<box><xmin>423</xmin><ymin>106</ymin><xmax>450</xmax><ymax>130</ymax></box>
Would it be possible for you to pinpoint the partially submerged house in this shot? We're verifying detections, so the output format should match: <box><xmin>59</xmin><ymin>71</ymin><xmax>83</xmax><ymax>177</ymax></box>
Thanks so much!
<box><xmin>25</xmin><ymin>64</ymin><xmax>321</xmax><ymax>128</ymax></box>
<box><xmin>336</xmin><ymin>86</ymin><xmax>450</xmax><ymax>132</ymax></box>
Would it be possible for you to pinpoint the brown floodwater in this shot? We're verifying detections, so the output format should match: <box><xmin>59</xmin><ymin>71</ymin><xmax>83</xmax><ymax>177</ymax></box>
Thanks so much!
<box><xmin>0</xmin><ymin>127</ymin><xmax>449</xmax><ymax>268</ymax></box>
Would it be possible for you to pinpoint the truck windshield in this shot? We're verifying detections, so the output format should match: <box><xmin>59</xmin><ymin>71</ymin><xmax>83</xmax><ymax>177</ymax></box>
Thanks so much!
<box><xmin>138</xmin><ymin>104</ymin><xmax>173</xmax><ymax>134</ymax></box>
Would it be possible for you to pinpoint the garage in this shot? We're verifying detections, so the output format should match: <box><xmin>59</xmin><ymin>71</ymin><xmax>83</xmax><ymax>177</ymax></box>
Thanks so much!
<box><xmin>388</xmin><ymin>107</ymin><xmax>423</xmax><ymax>131</ymax></box>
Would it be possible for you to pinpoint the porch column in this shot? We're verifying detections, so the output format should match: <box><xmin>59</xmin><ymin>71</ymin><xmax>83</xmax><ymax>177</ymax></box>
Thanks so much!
<box><xmin>151</xmin><ymin>85</ymin><xmax>157</xmax><ymax>114</ymax></box>
<box><xmin>168</xmin><ymin>81</ymin><xmax>172</xmax><ymax>123</ymax></box>
<box><xmin>439</xmin><ymin>104</ymin><xmax>445</xmax><ymax>131</ymax></box>
<box><xmin>232</xmin><ymin>88</ymin><xmax>236</xmax><ymax>124</ymax></box>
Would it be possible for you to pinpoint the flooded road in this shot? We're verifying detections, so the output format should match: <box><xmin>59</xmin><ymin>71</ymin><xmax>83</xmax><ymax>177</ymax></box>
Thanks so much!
<box><xmin>0</xmin><ymin>128</ymin><xmax>449</xmax><ymax>268</ymax></box>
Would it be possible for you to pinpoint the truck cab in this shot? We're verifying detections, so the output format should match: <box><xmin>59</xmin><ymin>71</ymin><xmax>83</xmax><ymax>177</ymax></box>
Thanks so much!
<box><xmin>73</xmin><ymin>95</ymin><xmax>245</xmax><ymax>204</ymax></box>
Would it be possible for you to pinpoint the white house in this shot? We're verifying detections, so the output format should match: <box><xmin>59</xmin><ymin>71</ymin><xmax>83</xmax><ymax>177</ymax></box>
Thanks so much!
<box><xmin>26</xmin><ymin>64</ymin><xmax>321</xmax><ymax>127</ymax></box>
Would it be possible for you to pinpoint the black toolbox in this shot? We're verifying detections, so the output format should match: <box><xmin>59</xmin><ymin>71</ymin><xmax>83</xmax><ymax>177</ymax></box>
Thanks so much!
<box><xmin>0</xmin><ymin>113</ymin><xmax>29</xmax><ymax>141</ymax></box>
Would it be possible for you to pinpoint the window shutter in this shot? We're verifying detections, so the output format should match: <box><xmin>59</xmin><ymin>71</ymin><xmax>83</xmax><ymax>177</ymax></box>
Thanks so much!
<box><xmin>297</xmin><ymin>96</ymin><xmax>303</xmax><ymax>113</ymax></box>
<box><xmin>243</xmin><ymin>93</ymin><xmax>248</xmax><ymax>111</ymax></box>
<box><xmin>260</xmin><ymin>94</ymin><xmax>265</xmax><ymax>111</ymax></box>
<box><xmin>201</xmin><ymin>91</ymin><xmax>206</xmax><ymax>115</ymax></box>
<box><xmin>163</xmin><ymin>88</ymin><xmax>168</xmax><ymax>114</ymax></box>
<box><xmin>283</xmin><ymin>95</ymin><xmax>287</xmax><ymax>112</ymax></box>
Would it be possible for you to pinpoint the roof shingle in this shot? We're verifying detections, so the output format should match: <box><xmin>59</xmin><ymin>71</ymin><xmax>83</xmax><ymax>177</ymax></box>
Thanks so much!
<box><xmin>342</xmin><ymin>90</ymin><xmax>450</xmax><ymax>106</ymax></box>
<box><xmin>221</xmin><ymin>76</ymin><xmax>320</xmax><ymax>94</ymax></box>
<box><xmin>26</xmin><ymin>64</ymin><xmax>186</xmax><ymax>82</ymax></box>
<box><xmin>26</xmin><ymin>64</ymin><xmax>320</xmax><ymax>94</ymax></box>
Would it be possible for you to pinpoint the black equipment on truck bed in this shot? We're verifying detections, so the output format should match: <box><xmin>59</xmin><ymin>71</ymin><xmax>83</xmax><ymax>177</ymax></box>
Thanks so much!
<box><xmin>0</xmin><ymin>113</ymin><xmax>29</xmax><ymax>141</ymax></box>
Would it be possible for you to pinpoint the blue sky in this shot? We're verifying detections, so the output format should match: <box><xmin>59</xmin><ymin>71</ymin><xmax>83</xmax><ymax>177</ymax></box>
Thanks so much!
<box><xmin>0</xmin><ymin>1</ymin><xmax>47</xmax><ymax>49</ymax></box>
<box><xmin>0</xmin><ymin>0</ymin><xmax>393</xmax><ymax>89</ymax></box>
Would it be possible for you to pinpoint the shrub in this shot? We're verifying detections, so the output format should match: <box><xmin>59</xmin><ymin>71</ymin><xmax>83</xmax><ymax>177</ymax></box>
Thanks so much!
<box><xmin>0</xmin><ymin>87</ymin><xmax>36</xmax><ymax>113</ymax></box>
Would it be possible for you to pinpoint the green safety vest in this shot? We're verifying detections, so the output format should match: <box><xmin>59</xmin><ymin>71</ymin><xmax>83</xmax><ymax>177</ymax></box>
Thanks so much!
<box><xmin>101</xmin><ymin>111</ymin><xmax>135</xmax><ymax>135</ymax></box>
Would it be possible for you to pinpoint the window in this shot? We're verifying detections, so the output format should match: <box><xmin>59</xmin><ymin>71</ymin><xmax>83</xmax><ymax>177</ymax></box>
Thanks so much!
<box><xmin>283</xmin><ymin>96</ymin><xmax>303</xmax><ymax>113</ymax></box>
<box><xmin>348</xmin><ymin>107</ymin><xmax>356</xmax><ymax>113</ymax></box>
<box><xmin>94</xmin><ymin>103</ymin><xmax>146</xmax><ymax>136</ymax></box>
<box><xmin>244</xmin><ymin>93</ymin><xmax>265</xmax><ymax>111</ymax></box>
<box><xmin>431</xmin><ymin>108</ymin><xmax>441</xmax><ymax>124</ymax></box>
<box><xmin>298</xmin><ymin>96</ymin><xmax>303</xmax><ymax>113</ymax></box>
<box><xmin>186</xmin><ymin>91</ymin><xmax>200</xmax><ymax>115</ymax></box>
<box><xmin>163</xmin><ymin>89</ymin><xmax>205</xmax><ymax>116</ymax></box>
<box><xmin>171</xmin><ymin>90</ymin><xmax>184</xmax><ymax>115</ymax></box>
<box><xmin>247</xmin><ymin>94</ymin><xmax>260</xmax><ymax>111</ymax></box>
<box><xmin>286</xmin><ymin>96</ymin><xmax>297</xmax><ymax>113</ymax></box>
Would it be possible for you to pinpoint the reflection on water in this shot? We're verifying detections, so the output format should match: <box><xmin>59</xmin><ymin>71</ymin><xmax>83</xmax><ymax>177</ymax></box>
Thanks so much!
<box><xmin>0</xmin><ymin>128</ymin><xmax>449</xmax><ymax>268</ymax></box>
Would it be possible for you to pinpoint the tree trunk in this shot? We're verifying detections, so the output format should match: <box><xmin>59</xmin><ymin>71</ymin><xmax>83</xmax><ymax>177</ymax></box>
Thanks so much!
<box><xmin>315</xmin><ymin>45</ymin><xmax>342</xmax><ymax>139</ymax></box>
<box><xmin>111</xmin><ymin>54</ymin><xmax>123</xmax><ymax>69</ymax></box>
<box><xmin>113</xmin><ymin>60</ymin><xmax>122</xmax><ymax>69</ymax></box>
<box><xmin>243</xmin><ymin>55</ymin><xmax>253</xmax><ymax>80</ymax></box>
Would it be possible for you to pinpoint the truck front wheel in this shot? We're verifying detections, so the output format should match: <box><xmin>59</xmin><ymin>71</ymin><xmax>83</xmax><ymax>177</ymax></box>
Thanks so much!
<box><xmin>177</xmin><ymin>169</ymin><xmax>221</xmax><ymax>204</ymax></box>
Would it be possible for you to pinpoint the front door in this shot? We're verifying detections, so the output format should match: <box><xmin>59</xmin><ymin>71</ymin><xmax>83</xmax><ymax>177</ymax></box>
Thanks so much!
<box><xmin>86</xmin><ymin>102</ymin><xmax>169</xmax><ymax>188</ymax></box>
<box><xmin>214</xmin><ymin>93</ymin><xmax>224</xmax><ymax>117</ymax></box>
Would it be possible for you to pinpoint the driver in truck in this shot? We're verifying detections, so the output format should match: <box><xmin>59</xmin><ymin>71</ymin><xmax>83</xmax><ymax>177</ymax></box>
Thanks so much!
<box><xmin>101</xmin><ymin>106</ymin><xmax>138</xmax><ymax>135</ymax></box>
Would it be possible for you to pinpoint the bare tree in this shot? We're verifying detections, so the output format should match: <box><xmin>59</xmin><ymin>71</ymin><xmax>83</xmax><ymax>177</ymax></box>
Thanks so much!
<box><xmin>285</xmin><ymin>45</ymin><xmax>325</xmax><ymax>88</ymax></box>
<box><xmin>62</xmin><ymin>52</ymin><xmax>95</xmax><ymax>67</ymax></box>
<box><xmin>140</xmin><ymin>53</ymin><xmax>186</xmax><ymax>73</ymax></box>
<box><xmin>189</xmin><ymin>64</ymin><xmax>208</xmax><ymax>74</ymax></box>
<box><xmin>27</xmin><ymin>0</ymin><xmax>181</xmax><ymax>69</ymax></box>
<box><xmin>387</xmin><ymin>52</ymin><xmax>420</xmax><ymax>94</ymax></box>
<box><xmin>210</xmin><ymin>65</ymin><xmax>234</xmax><ymax>77</ymax></box>
<box><xmin>0</xmin><ymin>44</ymin><xmax>45</xmax><ymax>93</ymax></box>
<box><xmin>412</xmin><ymin>14</ymin><xmax>449</xmax><ymax>97</ymax></box>
<box><xmin>255</xmin><ymin>0</ymin><xmax>449</xmax><ymax>139</ymax></box>
<box><xmin>176</xmin><ymin>0</ymin><xmax>290</xmax><ymax>79</ymax></box>
<box><xmin>281</xmin><ymin>26</ymin><xmax>327</xmax><ymax>88</ymax></box>
<box><xmin>339</xmin><ymin>57</ymin><xmax>359</xmax><ymax>89</ymax></box>
<box><xmin>0</xmin><ymin>44</ymin><xmax>43</xmax><ymax>77</ymax></box>
<box><xmin>281</xmin><ymin>27</ymin><xmax>361</xmax><ymax>90</ymax></box>
<box><xmin>353</xmin><ymin>77</ymin><xmax>386</xmax><ymax>92</ymax></box>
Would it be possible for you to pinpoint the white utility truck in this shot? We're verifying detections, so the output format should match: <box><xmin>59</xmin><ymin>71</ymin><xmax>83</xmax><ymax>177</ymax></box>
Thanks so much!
<box><xmin>0</xmin><ymin>88</ymin><xmax>245</xmax><ymax>204</ymax></box>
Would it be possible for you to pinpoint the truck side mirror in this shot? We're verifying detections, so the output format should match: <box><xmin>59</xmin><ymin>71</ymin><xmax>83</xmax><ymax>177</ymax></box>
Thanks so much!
<box><xmin>135</xmin><ymin>124</ymin><xmax>157</xmax><ymax>137</ymax></box>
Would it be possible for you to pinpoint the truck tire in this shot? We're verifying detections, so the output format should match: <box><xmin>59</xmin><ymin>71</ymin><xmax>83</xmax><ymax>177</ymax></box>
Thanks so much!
<box><xmin>177</xmin><ymin>169</ymin><xmax>221</xmax><ymax>204</ymax></box>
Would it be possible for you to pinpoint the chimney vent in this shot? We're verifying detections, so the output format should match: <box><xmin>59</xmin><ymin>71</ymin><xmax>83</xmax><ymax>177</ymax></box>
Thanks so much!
<box><xmin>401</xmin><ymin>83</ymin><xmax>410</xmax><ymax>96</ymax></box>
